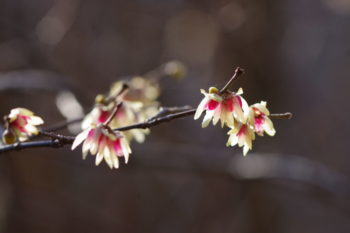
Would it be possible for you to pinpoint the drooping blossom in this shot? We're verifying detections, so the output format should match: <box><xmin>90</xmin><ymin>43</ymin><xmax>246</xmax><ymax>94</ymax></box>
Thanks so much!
<box><xmin>2</xmin><ymin>108</ymin><xmax>44</xmax><ymax>144</ymax></box>
<box><xmin>82</xmin><ymin>101</ymin><xmax>149</xmax><ymax>143</ymax></box>
<box><xmin>194</xmin><ymin>87</ymin><xmax>249</xmax><ymax>128</ymax></box>
<box><xmin>248</xmin><ymin>101</ymin><xmax>275</xmax><ymax>136</ymax></box>
<box><xmin>226</xmin><ymin>122</ymin><xmax>256</xmax><ymax>156</ymax></box>
<box><xmin>71</xmin><ymin>125</ymin><xmax>131</xmax><ymax>169</ymax></box>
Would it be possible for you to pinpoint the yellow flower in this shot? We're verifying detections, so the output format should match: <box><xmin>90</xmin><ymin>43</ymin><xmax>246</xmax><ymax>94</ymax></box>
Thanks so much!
<box><xmin>71</xmin><ymin>125</ymin><xmax>131</xmax><ymax>169</ymax></box>
<box><xmin>2</xmin><ymin>108</ymin><xmax>43</xmax><ymax>144</ymax></box>
<box><xmin>248</xmin><ymin>101</ymin><xmax>275</xmax><ymax>136</ymax></box>
<box><xmin>194</xmin><ymin>87</ymin><xmax>249</xmax><ymax>128</ymax></box>
<box><xmin>226</xmin><ymin>122</ymin><xmax>255</xmax><ymax>156</ymax></box>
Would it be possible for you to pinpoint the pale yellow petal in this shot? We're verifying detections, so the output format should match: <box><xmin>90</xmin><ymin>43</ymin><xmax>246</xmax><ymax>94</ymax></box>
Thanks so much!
<box><xmin>263</xmin><ymin>117</ymin><xmax>276</xmax><ymax>136</ymax></box>
<box><xmin>71</xmin><ymin>129</ymin><xmax>89</xmax><ymax>150</ymax></box>
<box><xmin>194</xmin><ymin>97</ymin><xmax>208</xmax><ymax>120</ymax></box>
<box><xmin>18</xmin><ymin>108</ymin><xmax>34</xmax><ymax>116</ymax></box>
<box><xmin>82</xmin><ymin>140</ymin><xmax>91</xmax><ymax>159</ymax></box>
<box><xmin>212</xmin><ymin>107</ymin><xmax>221</xmax><ymax>126</ymax></box>
<box><xmin>201</xmin><ymin>111</ymin><xmax>214</xmax><ymax>128</ymax></box>
<box><xmin>121</xmin><ymin>138</ymin><xmax>131</xmax><ymax>163</ymax></box>
<box><xmin>112</xmin><ymin>156</ymin><xmax>120</xmax><ymax>169</ymax></box>
<box><xmin>236</xmin><ymin>87</ymin><xmax>244</xmax><ymax>95</ymax></box>
<box><xmin>24</xmin><ymin>124</ymin><xmax>38</xmax><ymax>135</ymax></box>
<box><xmin>28</xmin><ymin>116</ymin><xmax>44</xmax><ymax>125</ymax></box>
<box><xmin>103</xmin><ymin>146</ymin><xmax>114</xmax><ymax>169</ymax></box>
<box><xmin>224</xmin><ymin>110</ymin><xmax>234</xmax><ymax>128</ymax></box>
<box><xmin>254</xmin><ymin>101</ymin><xmax>269</xmax><ymax>115</ymax></box>
<box><xmin>131</xmin><ymin>129</ymin><xmax>146</xmax><ymax>143</ymax></box>
<box><xmin>227</xmin><ymin>134</ymin><xmax>238</xmax><ymax>147</ymax></box>
<box><xmin>109</xmin><ymin>146</ymin><xmax>119</xmax><ymax>169</ymax></box>
<box><xmin>243</xmin><ymin>145</ymin><xmax>249</xmax><ymax>156</ymax></box>
<box><xmin>95</xmin><ymin>152</ymin><xmax>104</xmax><ymax>165</ymax></box>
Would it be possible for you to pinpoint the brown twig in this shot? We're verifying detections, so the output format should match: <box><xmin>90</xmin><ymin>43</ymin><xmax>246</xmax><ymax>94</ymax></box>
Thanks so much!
<box><xmin>219</xmin><ymin>67</ymin><xmax>244</xmax><ymax>94</ymax></box>
<box><xmin>102</xmin><ymin>102</ymin><xmax>123</xmax><ymax>126</ymax></box>
<box><xmin>0</xmin><ymin>107</ymin><xmax>292</xmax><ymax>153</ymax></box>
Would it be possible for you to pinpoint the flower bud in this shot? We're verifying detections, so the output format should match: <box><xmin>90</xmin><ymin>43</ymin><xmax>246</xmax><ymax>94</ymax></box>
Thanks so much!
<box><xmin>209</xmin><ymin>87</ymin><xmax>219</xmax><ymax>94</ymax></box>
<box><xmin>95</xmin><ymin>94</ymin><xmax>105</xmax><ymax>104</ymax></box>
<box><xmin>164</xmin><ymin>61</ymin><xmax>187</xmax><ymax>80</ymax></box>
<box><xmin>2</xmin><ymin>129</ymin><xmax>16</xmax><ymax>144</ymax></box>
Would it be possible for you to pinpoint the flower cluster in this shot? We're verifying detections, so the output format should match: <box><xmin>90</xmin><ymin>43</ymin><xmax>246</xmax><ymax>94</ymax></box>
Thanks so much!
<box><xmin>195</xmin><ymin>87</ymin><xmax>275</xmax><ymax>155</ymax></box>
<box><xmin>2</xmin><ymin>108</ymin><xmax>44</xmax><ymax>144</ymax></box>
<box><xmin>0</xmin><ymin>65</ymin><xmax>288</xmax><ymax>170</ymax></box>
<box><xmin>82</xmin><ymin>76</ymin><xmax>160</xmax><ymax>143</ymax></box>
<box><xmin>73</xmin><ymin>76</ymin><xmax>161</xmax><ymax>168</ymax></box>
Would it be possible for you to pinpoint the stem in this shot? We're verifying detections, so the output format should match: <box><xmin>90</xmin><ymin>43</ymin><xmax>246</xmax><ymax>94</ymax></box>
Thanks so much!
<box><xmin>219</xmin><ymin>67</ymin><xmax>244</xmax><ymax>94</ymax></box>
<box><xmin>270</xmin><ymin>112</ymin><xmax>293</xmax><ymax>119</ymax></box>
<box><xmin>0</xmin><ymin>108</ymin><xmax>292</xmax><ymax>153</ymax></box>
<box><xmin>102</xmin><ymin>102</ymin><xmax>123</xmax><ymax>126</ymax></box>
<box><xmin>104</xmin><ymin>83</ymin><xmax>129</xmax><ymax>105</ymax></box>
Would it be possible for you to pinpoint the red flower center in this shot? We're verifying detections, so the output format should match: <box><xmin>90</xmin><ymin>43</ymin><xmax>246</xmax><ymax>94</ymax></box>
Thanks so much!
<box><xmin>206</xmin><ymin>100</ymin><xmax>219</xmax><ymax>110</ymax></box>
<box><xmin>237</xmin><ymin>125</ymin><xmax>247</xmax><ymax>136</ymax></box>
<box><xmin>98</xmin><ymin>111</ymin><xmax>110</xmax><ymax>123</ymax></box>
<box><xmin>254</xmin><ymin>116</ymin><xmax>265</xmax><ymax>132</ymax></box>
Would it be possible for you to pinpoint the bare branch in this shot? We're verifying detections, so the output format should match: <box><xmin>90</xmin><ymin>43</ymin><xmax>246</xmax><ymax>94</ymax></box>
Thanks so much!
<box><xmin>0</xmin><ymin>107</ymin><xmax>292</xmax><ymax>154</ymax></box>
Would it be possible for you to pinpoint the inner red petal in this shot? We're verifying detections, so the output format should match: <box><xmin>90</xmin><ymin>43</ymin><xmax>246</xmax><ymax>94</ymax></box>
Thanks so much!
<box><xmin>225</xmin><ymin>98</ymin><xmax>234</xmax><ymax>112</ymax></box>
<box><xmin>236</xmin><ymin>96</ymin><xmax>242</xmax><ymax>108</ymax></box>
<box><xmin>206</xmin><ymin>100</ymin><xmax>219</xmax><ymax>110</ymax></box>
<box><xmin>98</xmin><ymin>111</ymin><xmax>110</xmax><ymax>123</ymax></box>
<box><xmin>237</xmin><ymin>125</ymin><xmax>247</xmax><ymax>136</ymax></box>
<box><xmin>113</xmin><ymin>139</ymin><xmax>122</xmax><ymax>156</ymax></box>
<box><xmin>254</xmin><ymin>117</ymin><xmax>265</xmax><ymax>132</ymax></box>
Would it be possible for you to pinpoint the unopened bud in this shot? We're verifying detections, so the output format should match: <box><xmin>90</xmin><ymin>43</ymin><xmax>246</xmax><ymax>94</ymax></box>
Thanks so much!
<box><xmin>2</xmin><ymin>129</ymin><xmax>16</xmax><ymax>144</ymax></box>
<box><xmin>95</xmin><ymin>94</ymin><xmax>105</xmax><ymax>104</ymax></box>
<box><xmin>209</xmin><ymin>87</ymin><xmax>219</xmax><ymax>94</ymax></box>
<box><xmin>164</xmin><ymin>61</ymin><xmax>187</xmax><ymax>80</ymax></box>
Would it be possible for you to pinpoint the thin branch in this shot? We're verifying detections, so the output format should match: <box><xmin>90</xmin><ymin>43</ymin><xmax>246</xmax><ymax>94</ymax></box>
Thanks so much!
<box><xmin>0</xmin><ymin>108</ymin><xmax>292</xmax><ymax>153</ymax></box>
<box><xmin>115</xmin><ymin>109</ymin><xmax>196</xmax><ymax>131</ymax></box>
<box><xmin>0</xmin><ymin>140</ymin><xmax>65</xmax><ymax>153</ymax></box>
<box><xmin>270</xmin><ymin>112</ymin><xmax>293</xmax><ymax>119</ymax></box>
<box><xmin>219</xmin><ymin>67</ymin><xmax>244</xmax><ymax>94</ymax></box>
<box><xmin>147</xmin><ymin>105</ymin><xmax>192</xmax><ymax>122</ymax></box>
<box><xmin>102</xmin><ymin>102</ymin><xmax>123</xmax><ymax>126</ymax></box>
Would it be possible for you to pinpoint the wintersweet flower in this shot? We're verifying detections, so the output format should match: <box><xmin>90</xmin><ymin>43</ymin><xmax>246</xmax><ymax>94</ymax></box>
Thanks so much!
<box><xmin>110</xmin><ymin>76</ymin><xmax>160</xmax><ymax>104</ymax></box>
<box><xmin>82</xmin><ymin>102</ymin><xmax>149</xmax><ymax>143</ymax></box>
<box><xmin>194</xmin><ymin>87</ymin><xmax>249</xmax><ymax>128</ymax></box>
<box><xmin>2</xmin><ymin>108</ymin><xmax>44</xmax><ymax>144</ymax></box>
<box><xmin>248</xmin><ymin>101</ymin><xmax>275</xmax><ymax>136</ymax></box>
<box><xmin>226</xmin><ymin>122</ymin><xmax>255</xmax><ymax>156</ymax></box>
<box><xmin>71</xmin><ymin>125</ymin><xmax>131</xmax><ymax>169</ymax></box>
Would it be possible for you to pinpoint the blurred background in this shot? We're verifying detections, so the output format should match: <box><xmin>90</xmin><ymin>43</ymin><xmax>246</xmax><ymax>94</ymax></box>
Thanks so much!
<box><xmin>0</xmin><ymin>0</ymin><xmax>350</xmax><ymax>232</ymax></box>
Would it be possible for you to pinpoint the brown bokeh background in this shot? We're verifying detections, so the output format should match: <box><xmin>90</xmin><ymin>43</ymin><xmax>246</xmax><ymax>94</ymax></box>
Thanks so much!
<box><xmin>0</xmin><ymin>0</ymin><xmax>350</xmax><ymax>232</ymax></box>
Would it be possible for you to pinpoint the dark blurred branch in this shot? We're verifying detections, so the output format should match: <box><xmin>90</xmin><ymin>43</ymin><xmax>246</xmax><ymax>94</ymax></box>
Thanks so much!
<box><xmin>131</xmin><ymin>146</ymin><xmax>350</xmax><ymax>198</ymax></box>
<box><xmin>0</xmin><ymin>69</ymin><xmax>90</xmax><ymax>108</ymax></box>
<box><xmin>0</xmin><ymin>70</ymin><xmax>71</xmax><ymax>92</ymax></box>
